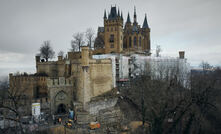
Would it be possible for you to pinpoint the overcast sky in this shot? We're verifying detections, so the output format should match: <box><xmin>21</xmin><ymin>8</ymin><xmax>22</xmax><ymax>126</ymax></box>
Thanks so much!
<box><xmin>0</xmin><ymin>0</ymin><xmax>220</xmax><ymax>77</ymax></box>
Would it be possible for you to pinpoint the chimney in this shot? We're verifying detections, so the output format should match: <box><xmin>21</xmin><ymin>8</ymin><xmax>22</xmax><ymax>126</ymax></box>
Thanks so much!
<box><xmin>35</xmin><ymin>56</ymin><xmax>40</xmax><ymax>62</ymax></box>
<box><xmin>179</xmin><ymin>51</ymin><xmax>185</xmax><ymax>59</ymax></box>
<box><xmin>58</xmin><ymin>56</ymin><xmax>63</xmax><ymax>61</ymax></box>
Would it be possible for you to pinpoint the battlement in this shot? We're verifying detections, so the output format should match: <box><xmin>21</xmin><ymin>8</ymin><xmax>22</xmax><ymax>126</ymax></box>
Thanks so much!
<box><xmin>9</xmin><ymin>73</ymin><xmax>47</xmax><ymax>82</ymax></box>
<box><xmin>47</xmin><ymin>77</ymin><xmax>72</xmax><ymax>86</ymax></box>
<box><xmin>104</xmin><ymin>19</ymin><xmax>123</xmax><ymax>26</ymax></box>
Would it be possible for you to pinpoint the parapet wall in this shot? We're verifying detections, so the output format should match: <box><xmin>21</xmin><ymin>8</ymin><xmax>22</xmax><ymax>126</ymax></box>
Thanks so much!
<box><xmin>9</xmin><ymin>74</ymin><xmax>47</xmax><ymax>83</ymax></box>
<box><xmin>47</xmin><ymin>77</ymin><xmax>72</xmax><ymax>87</ymax></box>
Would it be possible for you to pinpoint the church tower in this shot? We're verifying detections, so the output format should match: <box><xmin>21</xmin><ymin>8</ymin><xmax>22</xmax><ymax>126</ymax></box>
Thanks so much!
<box><xmin>104</xmin><ymin>6</ymin><xmax>123</xmax><ymax>53</ymax></box>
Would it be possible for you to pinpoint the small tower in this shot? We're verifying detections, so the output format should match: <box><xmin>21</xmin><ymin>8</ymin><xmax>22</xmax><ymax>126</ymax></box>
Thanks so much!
<box><xmin>142</xmin><ymin>14</ymin><xmax>151</xmax><ymax>51</ymax></box>
<box><xmin>104</xmin><ymin>10</ymin><xmax>107</xmax><ymax>20</ymax></box>
<box><xmin>133</xmin><ymin>6</ymin><xmax>137</xmax><ymax>24</ymax></box>
<box><xmin>78</xmin><ymin>46</ymin><xmax>92</xmax><ymax>108</ymax></box>
<box><xmin>104</xmin><ymin>6</ymin><xmax>123</xmax><ymax>54</ymax></box>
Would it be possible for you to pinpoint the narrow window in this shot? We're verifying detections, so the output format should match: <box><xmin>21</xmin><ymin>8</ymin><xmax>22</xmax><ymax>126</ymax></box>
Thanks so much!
<box><xmin>139</xmin><ymin>37</ymin><xmax>141</xmax><ymax>46</ymax></box>
<box><xmin>134</xmin><ymin>37</ymin><xmax>137</xmax><ymax>48</ymax></box>
<box><xmin>110</xmin><ymin>44</ymin><xmax>114</xmax><ymax>48</ymax></box>
<box><xmin>129</xmin><ymin>37</ymin><xmax>132</xmax><ymax>48</ymax></box>
<box><xmin>110</xmin><ymin>34</ymin><xmax>114</xmax><ymax>43</ymax></box>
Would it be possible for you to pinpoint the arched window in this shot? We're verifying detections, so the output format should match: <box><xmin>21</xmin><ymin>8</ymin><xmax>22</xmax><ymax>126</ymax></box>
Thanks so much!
<box><xmin>123</xmin><ymin>38</ymin><xmax>127</xmax><ymax>48</ymax></box>
<box><xmin>129</xmin><ymin>37</ymin><xmax>132</xmax><ymax>48</ymax></box>
<box><xmin>139</xmin><ymin>37</ymin><xmax>142</xmax><ymax>46</ymax></box>
<box><xmin>134</xmin><ymin>37</ymin><xmax>137</xmax><ymax>48</ymax></box>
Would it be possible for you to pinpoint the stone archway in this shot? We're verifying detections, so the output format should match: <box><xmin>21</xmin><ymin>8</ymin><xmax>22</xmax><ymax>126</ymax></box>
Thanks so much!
<box><xmin>54</xmin><ymin>90</ymin><xmax>68</xmax><ymax>114</ymax></box>
<box><xmin>57</xmin><ymin>103</ymin><xmax>66</xmax><ymax>114</ymax></box>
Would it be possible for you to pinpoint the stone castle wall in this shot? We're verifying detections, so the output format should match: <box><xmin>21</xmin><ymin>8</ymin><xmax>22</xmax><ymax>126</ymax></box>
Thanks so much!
<box><xmin>47</xmin><ymin>77</ymin><xmax>73</xmax><ymax>114</ymax></box>
<box><xmin>9</xmin><ymin>74</ymin><xmax>48</xmax><ymax>98</ymax></box>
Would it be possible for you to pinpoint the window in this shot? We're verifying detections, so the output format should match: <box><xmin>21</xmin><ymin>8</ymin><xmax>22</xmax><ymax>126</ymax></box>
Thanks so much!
<box><xmin>107</xmin><ymin>28</ymin><xmax>109</xmax><ymax>32</ymax></box>
<box><xmin>110</xmin><ymin>34</ymin><xmax>114</xmax><ymax>42</ymax></box>
<box><xmin>111</xmin><ymin>27</ymin><xmax>113</xmax><ymax>32</ymax></box>
<box><xmin>134</xmin><ymin>37</ymin><xmax>137</xmax><ymax>48</ymax></box>
<box><xmin>139</xmin><ymin>37</ymin><xmax>141</xmax><ymax>46</ymax></box>
<box><xmin>129</xmin><ymin>37</ymin><xmax>132</xmax><ymax>48</ymax></box>
<box><xmin>110</xmin><ymin>44</ymin><xmax>114</xmax><ymax>48</ymax></box>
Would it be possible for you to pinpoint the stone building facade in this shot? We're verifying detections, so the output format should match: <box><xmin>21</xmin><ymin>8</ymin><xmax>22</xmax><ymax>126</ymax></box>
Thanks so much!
<box><xmin>94</xmin><ymin>6</ymin><xmax>151</xmax><ymax>54</ymax></box>
<box><xmin>9</xmin><ymin>46</ymin><xmax>113</xmax><ymax>114</ymax></box>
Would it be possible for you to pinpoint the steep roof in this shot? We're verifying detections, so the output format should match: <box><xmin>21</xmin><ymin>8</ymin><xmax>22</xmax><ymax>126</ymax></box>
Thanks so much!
<box><xmin>126</xmin><ymin>13</ymin><xmax>131</xmax><ymax>23</ymax></box>
<box><xmin>104</xmin><ymin>10</ymin><xmax>107</xmax><ymax>19</ymax></box>
<box><xmin>142</xmin><ymin>14</ymin><xmax>149</xmax><ymax>28</ymax></box>
<box><xmin>108</xmin><ymin>6</ymin><xmax>117</xmax><ymax>20</ymax></box>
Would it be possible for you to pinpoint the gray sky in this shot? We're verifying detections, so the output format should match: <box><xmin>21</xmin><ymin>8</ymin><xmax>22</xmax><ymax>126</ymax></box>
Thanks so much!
<box><xmin>0</xmin><ymin>0</ymin><xmax>221</xmax><ymax>77</ymax></box>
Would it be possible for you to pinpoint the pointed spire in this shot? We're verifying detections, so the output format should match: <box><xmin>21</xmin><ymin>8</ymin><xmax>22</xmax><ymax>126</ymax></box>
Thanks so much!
<box><xmin>121</xmin><ymin>11</ymin><xmax>123</xmax><ymax>20</ymax></box>
<box><xmin>118</xmin><ymin>7</ymin><xmax>120</xmax><ymax>17</ymax></box>
<box><xmin>134</xmin><ymin>6</ymin><xmax>136</xmax><ymax>16</ymax></box>
<box><xmin>104</xmin><ymin>10</ymin><xmax>107</xmax><ymax>19</ymax></box>
<box><xmin>142</xmin><ymin>14</ymin><xmax>149</xmax><ymax>28</ymax></box>
<box><xmin>134</xmin><ymin>6</ymin><xmax>137</xmax><ymax>23</ymax></box>
<box><xmin>126</xmin><ymin>12</ymin><xmax>131</xmax><ymax>23</ymax></box>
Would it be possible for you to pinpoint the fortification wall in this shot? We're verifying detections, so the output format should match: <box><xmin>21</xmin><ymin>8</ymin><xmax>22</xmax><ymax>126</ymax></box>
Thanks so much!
<box><xmin>47</xmin><ymin>77</ymin><xmax>73</xmax><ymax>114</ymax></box>
<box><xmin>9</xmin><ymin>74</ymin><xmax>48</xmax><ymax>98</ymax></box>
<box><xmin>36</xmin><ymin>61</ymin><xmax>66</xmax><ymax>77</ymax></box>
<box><xmin>89</xmin><ymin>59</ymin><xmax>113</xmax><ymax>97</ymax></box>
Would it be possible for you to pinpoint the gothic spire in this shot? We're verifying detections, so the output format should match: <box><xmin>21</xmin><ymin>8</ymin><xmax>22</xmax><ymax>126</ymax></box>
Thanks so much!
<box><xmin>121</xmin><ymin>11</ymin><xmax>123</xmax><ymax>20</ymax></box>
<box><xmin>142</xmin><ymin>14</ymin><xmax>149</xmax><ymax>28</ymax></box>
<box><xmin>118</xmin><ymin>7</ymin><xmax>120</xmax><ymax>17</ymax></box>
<box><xmin>104</xmin><ymin>10</ymin><xmax>107</xmax><ymax>19</ymax></box>
<box><xmin>134</xmin><ymin>6</ymin><xmax>137</xmax><ymax>23</ymax></box>
<box><xmin>126</xmin><ymin>12</ymin><xmax>131</xmax><ymax>23</ymax></box>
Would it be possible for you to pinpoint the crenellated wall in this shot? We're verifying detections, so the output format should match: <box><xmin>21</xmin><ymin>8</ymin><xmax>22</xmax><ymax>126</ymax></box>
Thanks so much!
<box><xmin>9</xmin><ymin>74</ymin><xmax>48</xmax><ymax>99</ymax></box>
<box><xmin>47</xmin><ymin>77</ymin><xmax>73</xmax><ymax>114</ymax></box>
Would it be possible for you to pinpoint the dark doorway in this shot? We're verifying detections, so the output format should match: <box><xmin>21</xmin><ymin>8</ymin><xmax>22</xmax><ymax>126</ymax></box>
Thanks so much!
<box><xmin>57</xmin><ymin>104</ymin><xmax>66</xmax><ymax>114</ymax></box>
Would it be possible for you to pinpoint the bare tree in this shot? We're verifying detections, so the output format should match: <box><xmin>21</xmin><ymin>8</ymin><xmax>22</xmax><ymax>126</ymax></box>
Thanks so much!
<box><xmin>199</xmin><ymin>61</ymin><xmax>213</xmax><ymax>70</ymax></box>
<box><xmin>156</xmin><ymin>45</ymin><xmax>162</xmax><ymax>57</ymax></box>
<box><xmin>94</xmin><ymin>34</ymin><xmax>105</xmax><ymax>49</ymax></box>
<box><xmin>71</xmin><ymin>32</ymin><xmax>85</xmax><ymax>52</ymax></box>
<box><xmin>58</xmin><ymin>50</ymin><xmax>64</xmax><ymax>57</ymax></box>
<box><xmin>120</xmin><ymin>65</ymin><xmax>221</xmax><ymax>134</ymax></box>
<box><xmin>85</xmin><ymin>28</ymin><xmax>95</xmax><ymax>49</ymax></box>
<box><xmin>0</xmin><ymin>78</ymin><xmax>30</xmax><ymax>133</ymax></box>
<box><xmin>39</xmin><ymin>40</ymin><xmax>55</xmax><ymax>62</ymax></box>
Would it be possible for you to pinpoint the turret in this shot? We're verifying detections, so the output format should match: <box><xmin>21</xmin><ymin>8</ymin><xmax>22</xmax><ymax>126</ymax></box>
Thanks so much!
<box><xmin>104</xmin><ymin>10</ymin><xmax>107</xmax><ymax>20</ymax></box>
<box><xmin>142</xmin><ymin>14</ymin><xmax>149</xmax><ymax>29</ymax></box>
<box><xmin>58</xmin><ymin>56</ymin><xmax>63</xmax><ymax>61</ymax></box>
<box><xmin>81</xmin><ymin>46</ymin><xmax>89</xmax><ymax>67</ymax></box>
<box><xmin>121</xmin><ymin>11</ymin><xmax>123</xmax><ymax>20</ymax></box>
<box><xmin>133</xmin><ymin>6</ymin><xmax>137</xmax><ymax>24</ymax></box>
<box><xmin>179</xmin><ymin>51</ymin><xmax>185</xmax><ymax>59</ymax></box>
<box><xmin>35</xmin><ymin>55</ymin><xmax>40</xmax><ymax>63</ymax></box>
<box><xmin>126</xmin><ymin>12</ymin><xmax>131</xmax><ymax>24</ymax></box>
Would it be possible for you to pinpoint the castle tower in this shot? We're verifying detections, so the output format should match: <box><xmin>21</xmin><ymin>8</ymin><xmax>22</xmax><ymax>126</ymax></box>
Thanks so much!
<box><xmin>142</xmin><ymin>14</ymin><xmax>151</xmax><ymax>51</ymax></box>
<box><xmin>78</xmin><ymin>46</ymin><xmax>92</xmax><ymax>108</ymax></box>
<box><xmin>104</xmin><ymin>6</ymin><xmax>123</xmax><ymax>54</ymax></box>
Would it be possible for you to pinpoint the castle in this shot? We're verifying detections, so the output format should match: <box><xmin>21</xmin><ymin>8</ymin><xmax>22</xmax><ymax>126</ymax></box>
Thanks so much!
<box><xmin>9</xmin><ymin>46</ymin><xmax>113</xmax><ymax>114</ymax></box>
<box><xmin>94</xmin><ymin>6</ymin><xmax>150</xmax><ymax>54</ymax></box>
<box><xmin>8</xmin><ymin>6</ymin><xmax>190</xmax><ymax>116</ymax></box>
